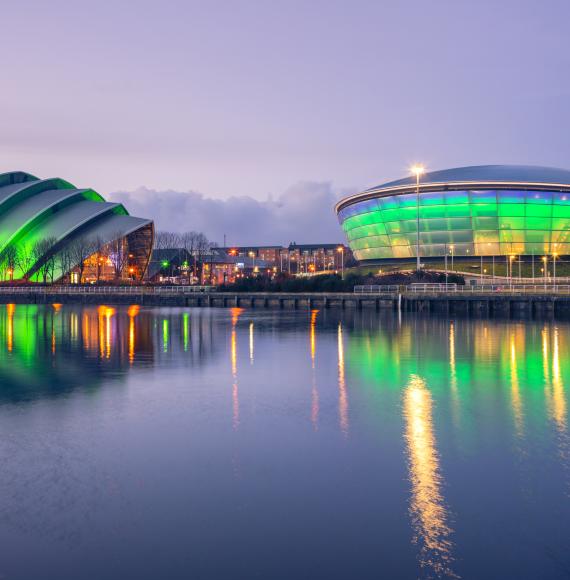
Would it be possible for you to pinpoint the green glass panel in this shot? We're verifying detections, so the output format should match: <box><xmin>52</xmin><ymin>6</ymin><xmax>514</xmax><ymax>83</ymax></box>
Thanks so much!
<box><xmin>473</xmin><ymin>230</ymin><xmax>500</xmax><ymax>243</ymax></box>
<box><xmin>419</xmin><ymin>205</ymin><xmax>447</xmax><ymax>219</ymax></box>
<box><xmin>551</xmin><ymin>205</ymin><xmax>570</xmax><ymax>218</ymax></box>
<box><xmin>498</xmin><ymin>203</ymin><xmax>525</xmax><ymax>217</ymax></box>
<box><xmin>421</xmin><ymin>218</ymin><xmax>447</xmax><ymax>232</ymax></box>
<box><xmin>526</xmin><ymin>204</ymin><xmax>552</xmax><ymax>218</ymax></box>
<box><xmin>384</xmin><ymin>221</ymin><xmax>402</xmax><ymax>234</ymax></box>
<box><xmin>526</xmin><ymin>217</ymin><xmax>551</xmax><ymax>230</ymax></box>
<box><xmin>471</xmin><ymin>204</ymin><xmax>498</xmax><ymax>217</ymax></box>
<box><xmin>499</xmin><ymin>217</ymin><xmax>525</xmax><ymax>230</ymax></box>
<box><xmin>472</xmin><ymin>216</ymin><xmax>499</xmax><ymax>229</ymax></box>
<box><xmin>445</xmin><ymin>204</ymin><xmax>471</xmax><ymax>217</ymax></box>
<box><xmin>446</xmin><ymin>191</ymin><xmax>469</xmax><ymax>204</ymax></box>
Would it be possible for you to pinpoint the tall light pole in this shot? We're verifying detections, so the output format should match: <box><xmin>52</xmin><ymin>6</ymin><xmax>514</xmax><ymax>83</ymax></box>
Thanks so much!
<box><xmin>444</xmin><ymin>243</ymin><xmax>448</xmax><ymax>285</ymax></box>
<box><xmin>553</xmin><ymin>252</ymin><xmax>558</xmax><ymax>285</ymax></box>
<box><xmin>337</xmin><ymin>246</ymin><xmax>344</xmax><ymax>280</ymax></box>
<box><xmin>509</xmin><ymin>255</ymin><xmax>515</xmax><ymax>286</ymax></box>
<box><xmin>411</xmin><ymin>165</ymin><xmax>425</xmax><ymax>272</ymax></box>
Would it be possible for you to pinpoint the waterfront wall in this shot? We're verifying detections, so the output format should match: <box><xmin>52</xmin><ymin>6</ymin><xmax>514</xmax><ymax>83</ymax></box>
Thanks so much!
<box><xmin>0</xmin><ymin>289</ymin><xmax>570</xmax><ymax>317</ymax></box>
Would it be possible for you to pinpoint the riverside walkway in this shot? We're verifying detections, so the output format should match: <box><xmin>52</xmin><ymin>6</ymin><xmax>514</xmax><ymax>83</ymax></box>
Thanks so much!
<box><xmin>0</xmin><ymin>284</ymin><xmax>570</xmax><ymax>316</ymax></box>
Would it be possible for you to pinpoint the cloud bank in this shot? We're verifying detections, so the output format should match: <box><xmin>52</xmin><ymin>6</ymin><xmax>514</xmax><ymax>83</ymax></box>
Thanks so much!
<box><xmin>109</xmin><ymin>181</ymin><xmax>350</xmax><ymax>246</ymax></box>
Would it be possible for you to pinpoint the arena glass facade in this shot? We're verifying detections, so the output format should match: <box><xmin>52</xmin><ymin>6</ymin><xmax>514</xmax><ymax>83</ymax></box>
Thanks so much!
<box><xmin>335</xmin><ymin>165</ymin><xmax>570</xmax><ymax>262</ymax></box>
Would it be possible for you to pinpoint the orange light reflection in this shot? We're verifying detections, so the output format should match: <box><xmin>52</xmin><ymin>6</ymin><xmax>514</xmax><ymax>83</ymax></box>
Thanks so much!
<box><xmin>404</xmin><ymin>375</ymin><xmax>455</xmax><ymax>577</ymax></box>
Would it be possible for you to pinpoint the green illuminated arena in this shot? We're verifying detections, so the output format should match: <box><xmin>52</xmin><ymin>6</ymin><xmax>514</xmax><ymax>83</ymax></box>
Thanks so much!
<box><xmin>335</xmin><ymin>165</ymin><xmax>570</xmax><ymax>262</ymax></box>
<box><xmin>0</xmin><ymin>171</ymin><xmax>153</xmax><ymax>282</ymax></box>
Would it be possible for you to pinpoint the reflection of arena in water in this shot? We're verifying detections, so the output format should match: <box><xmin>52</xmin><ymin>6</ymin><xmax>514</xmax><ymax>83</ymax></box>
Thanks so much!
<box><xmin>0</xmin><ymin>305</ymin><xmax>224</xmax><ymax>402</ymax></box>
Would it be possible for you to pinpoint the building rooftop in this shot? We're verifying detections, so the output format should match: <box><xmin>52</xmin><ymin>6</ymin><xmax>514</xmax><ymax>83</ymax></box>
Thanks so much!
<box><xmin>366</xmin><ymin>164</ymin><xmax>570</xmax><ymax>192</ymax></box>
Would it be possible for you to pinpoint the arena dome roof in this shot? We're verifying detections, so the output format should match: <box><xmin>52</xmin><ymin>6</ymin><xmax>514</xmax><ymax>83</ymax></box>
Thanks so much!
<box><xmin>367</xmin><ymin>165</ymin><xmax>570</xmax><ymax>192</ymax></box>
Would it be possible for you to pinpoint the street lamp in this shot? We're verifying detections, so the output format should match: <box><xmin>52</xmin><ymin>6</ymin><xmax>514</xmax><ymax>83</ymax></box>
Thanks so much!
<box><xmin>542</xmin><ymin>256</ymin><xmax>548</xmax><ymax>289</ymax></box>
<box><xmin>509</xmin><ymin>255</ymin><xmax>515</xmax><ymax>285</ymax></box>
<box><xmin>411</xmin><ymin>164</ymin><xmax>425</xmax><ymax>272</ymax></box>
<box><xmin>553</xmin><ymin>252</ymin><xmax>558</xmax><ymax>285</ymax></box>
<box><xmin>337</xmin><ymin>246</ymin><xmax>345</xmax><ymax>280</ymax></box>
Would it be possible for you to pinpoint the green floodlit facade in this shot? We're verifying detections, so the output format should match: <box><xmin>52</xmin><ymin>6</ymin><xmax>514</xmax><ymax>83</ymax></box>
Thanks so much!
<box><xmin>335</xmin><ymin>165</ymin><xmax>570</xmax><ymax>262</ymax></box>
<box><xmin>0</xmin><ymin>171</ymin><xmax>153</xmax><ymax>281</ymax></box>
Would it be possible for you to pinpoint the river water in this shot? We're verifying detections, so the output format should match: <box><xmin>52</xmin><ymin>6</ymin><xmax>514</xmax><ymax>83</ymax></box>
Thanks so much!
<box><xmin>0</xmin><ymin>304</ymin><xmax>568</xmax><ymax>579</ymax></box>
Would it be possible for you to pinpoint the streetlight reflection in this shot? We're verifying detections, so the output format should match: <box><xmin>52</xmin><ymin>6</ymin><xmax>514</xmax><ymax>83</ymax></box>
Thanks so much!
<box><xmin>403</xmin><ymin>374</ymin><xmax>456</xmax><ymax>578</ymax></box>
<box><xmin>510</xmin><ymin>333</ymin><xmax>524</xmax><ymax>437</ymax></box>
<box><xmin>230</xmin><ymin>308</ymin><xmax>243</xmax><ymax>430</ymax></box>
<box><xmin>310</xmin><ymin>309</ymin><xmax>319</xmax><ymax>430</ymax></box>
<box><xmin>550</xmin><ymin>327</ymin><xmax>566</xmax><ymax>432</ymax></box>
<box><xmin>337</xmin><ymin>323</ymin><xmax>349</xmax><ymax>436</ymax></box>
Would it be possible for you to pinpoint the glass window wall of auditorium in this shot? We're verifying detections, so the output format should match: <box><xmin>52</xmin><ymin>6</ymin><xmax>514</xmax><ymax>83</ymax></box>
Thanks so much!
<box><xmin>339</xmin><ymin>189</ymin><xmax>570</xmax><ymax>260</ymax></box>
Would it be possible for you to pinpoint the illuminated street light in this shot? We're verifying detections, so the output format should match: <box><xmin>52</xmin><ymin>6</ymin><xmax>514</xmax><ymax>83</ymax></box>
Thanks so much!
<box><xmin>509</xmin><ymin>255</ymin><xmax>515</xmax><ymax>283</ymax></box>
<box><xmin>337</xmin><ymin>246</ymin><xmax>345</xmax><ymax>280</ymax></box>
<box><xmin>248</xmin><ymin>251</ymin><xmax>256</xmax><ymax>274</ymax></box>
<box><xmin>410</xmin><ymin>164</ymin><xmax>425</xmax><ymax>272</ymax></box>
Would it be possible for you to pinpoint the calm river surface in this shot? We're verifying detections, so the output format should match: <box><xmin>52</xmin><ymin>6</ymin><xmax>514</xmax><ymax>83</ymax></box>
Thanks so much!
<box><xmin>0</xmin><ymin>304</ymin><xmax>568</xmax><ymax>579</ymax></box>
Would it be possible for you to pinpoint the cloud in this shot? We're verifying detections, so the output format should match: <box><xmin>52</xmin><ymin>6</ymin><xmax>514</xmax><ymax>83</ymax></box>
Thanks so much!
<box><xmin>108</xmin><ymin>181</ymin><xmax>350</xmax><ymax>246</ymax></box>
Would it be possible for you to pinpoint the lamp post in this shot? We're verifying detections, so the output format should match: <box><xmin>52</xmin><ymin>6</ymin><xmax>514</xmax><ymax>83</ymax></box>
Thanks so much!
<box><xmin>543</xmin><ymin>256</ymin><xmax>548</xmax><ymax>289</ymax></box>
<box><xmin>450</xmin><ymin>244</ymin><xmax>454</xmax><ymax>273</ymax></box>
<box><xmin>337</xmin><ymin>246</ymin><xmax>344</xmax><ymax>280</ymax></box>
<box><xmin>411</xmin><ymin>165</ymin><xmax>425</xmax><ymax>272</ymax></box>
<box><xmin>509</xmin><ymin>255</ymin><xmax>515</xmax><ymax>287</ymax></box>
<box><xmin>553</xmin><ymin>252</ymin><xmax>558</xmax><ymax>286</ymax></box>
<box><xmin>444</xmin><ymin>243</ymin><xmax>448</xmax><ymax>286</ymax></box>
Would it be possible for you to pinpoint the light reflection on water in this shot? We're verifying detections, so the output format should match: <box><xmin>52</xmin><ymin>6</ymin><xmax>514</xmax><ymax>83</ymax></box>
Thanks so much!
<box><xmin>0</xmin><ymin>304</ymin><xmax>567</xmax><ymax>579</ymax></box>
<box><xmin>404</xmin><ymin>375</ymin><xmax>456</xmax><ymax>578</ymax></box>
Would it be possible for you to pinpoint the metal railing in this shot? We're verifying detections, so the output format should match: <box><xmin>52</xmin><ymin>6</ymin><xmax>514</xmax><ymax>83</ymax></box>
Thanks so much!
<box><xmin>410</xmin><ymin>283</ymin><xmax>458</xmax><ymax>292</ymax></box>
<box><xmin>0</xmin><ymin>285</ymin><xmax>215</xmax><ymax>295</ymax></box>
<box><xmin>354</xmin><ymin>283</ymin><xmax>570</xmax><ymax>295</ymax></box>
<box><xmin>353</xmin><ymin>285</ymin><xmax>400</xmax><ymax>294</ymax></box>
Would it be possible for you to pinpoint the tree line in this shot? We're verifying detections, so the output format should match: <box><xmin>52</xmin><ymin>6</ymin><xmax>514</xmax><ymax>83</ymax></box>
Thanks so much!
<box><xmin>154</xmin><ymin>231</ymin><xmax>216</xmax><ymax>280</ymax></box>
<box><xmin>0</xmin><ymin>231</ymin><xmax>132</xmax><ymax>283</ymax></box>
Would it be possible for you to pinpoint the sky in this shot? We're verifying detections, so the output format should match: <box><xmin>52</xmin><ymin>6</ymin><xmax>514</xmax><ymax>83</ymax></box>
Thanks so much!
<box><xmin>2</xmin><ymin>0</ymin><xmax>570</xmax><ymax>245</ymax></box>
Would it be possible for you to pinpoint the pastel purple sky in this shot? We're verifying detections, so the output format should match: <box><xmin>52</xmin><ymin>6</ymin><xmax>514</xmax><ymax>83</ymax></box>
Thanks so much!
<box><xmin>2</xmin><ymin>0</ymin><xmax>570</xmax><ymax>245</ymax></box>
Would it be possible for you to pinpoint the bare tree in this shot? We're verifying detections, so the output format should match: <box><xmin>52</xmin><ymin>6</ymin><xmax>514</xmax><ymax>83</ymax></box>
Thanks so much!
<box><xmin>2</xmin><ymin>246</ymin><xmax>17</xmax><ymax>281</ymax></box>
<box><xmin>155</xmin><ymin>231</ymin><xmax>182</xmax><ymax>250</ymax></box>
<box><xmin>14</xmin><ymin>244</ymin><xmax>35</xmax><ymax>280</ymax></box>
<box><xmin>32</xmin><ymin>237</ymin><xmax>58</xmax><ymax>283</ymax></box>
<box><xmin>69</xmin><ymin>236</ymin><xmax>96</xmax><ymax>283</ymax></box>
<box><xmin>54</xmin><ymin>246</ymin><xmax>73</xmax><ymax>283</ymax></box>
<box><xmin>180</xmin><ymin>231</ymin><xmax>199</xmax><ymax>279</ymax></box>
<box><xmin>194</xmin><ymin>233</ymin><xmax>211</xmax><ymax>284</ymax></box>
<box><xmin>92</xmin><ymin>235</ymin><xmax>107</xmax><ymax>282</ymax></box>
<box><xmin>107</xmin><ymin>233</ymin><xmax>130</xmax><ymax>280</ymax></box>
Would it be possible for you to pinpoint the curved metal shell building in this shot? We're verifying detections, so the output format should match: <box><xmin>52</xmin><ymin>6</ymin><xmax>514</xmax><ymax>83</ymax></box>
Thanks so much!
<box><xmin>335</xmin><ymin>165</ymin><xmax>570</xmax><ymax>262</ymax></box>
<box><xmin>0</xmin><ymin>171</ymin><xmax>153</xmax><ymax>281</ymax></box>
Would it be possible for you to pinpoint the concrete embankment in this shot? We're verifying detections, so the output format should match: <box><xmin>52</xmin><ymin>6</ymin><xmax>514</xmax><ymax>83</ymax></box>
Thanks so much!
<box><xmin>0</xmin><ymin>289</ymin><xmax>570</xmax><ymax>317</ymax></box>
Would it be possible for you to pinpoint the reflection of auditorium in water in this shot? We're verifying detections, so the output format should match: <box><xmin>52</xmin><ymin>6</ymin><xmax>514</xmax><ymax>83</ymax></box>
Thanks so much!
<box><xmin>0</xmin><ymin>304</ymin><xmax>224</xmax><ymax>403</ymax></box>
